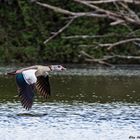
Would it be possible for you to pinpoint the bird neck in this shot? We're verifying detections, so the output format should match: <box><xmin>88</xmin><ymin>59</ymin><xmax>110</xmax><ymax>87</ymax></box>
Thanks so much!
<box><xmin>35</xmin><ymin>66</ymin><xmax>51</xmax><ymax>77</ymax></box>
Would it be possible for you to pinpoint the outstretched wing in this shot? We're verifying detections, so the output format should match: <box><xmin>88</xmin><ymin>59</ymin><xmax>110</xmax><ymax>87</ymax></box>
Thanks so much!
<box><xmin>18</xmin><ymin>84</ymin><xmax>35</xmax><ymax>110</ymax></box>
<box><xmin>16</xmin><ymin>73</ymin><xmax>35</xmax><ymax>110</ymax></box>
<box><xmin>36</xmin><ymin>75</ymin><xmax>51</xmax><ymax>99</ymax></box>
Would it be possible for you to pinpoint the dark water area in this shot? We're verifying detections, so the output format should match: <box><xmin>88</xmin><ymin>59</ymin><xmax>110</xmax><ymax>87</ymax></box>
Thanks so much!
<box><xmin>0</xmin><ymin>67</ymin><xmax>140</xmax><ymax>140</ymax></box>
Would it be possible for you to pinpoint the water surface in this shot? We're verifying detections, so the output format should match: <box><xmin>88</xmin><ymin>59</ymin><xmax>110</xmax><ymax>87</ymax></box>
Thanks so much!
<box><xmin>0</xmin><ymin>67</ymin><xmax>140</xmax><ymax>140</ymax></box>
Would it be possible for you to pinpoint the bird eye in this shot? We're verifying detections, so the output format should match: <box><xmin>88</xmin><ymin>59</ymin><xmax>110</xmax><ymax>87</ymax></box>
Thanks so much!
<box><xmin>58</xmin><ymin>66</ymin><xmax>61</xmax><ymax>68</ymax></box>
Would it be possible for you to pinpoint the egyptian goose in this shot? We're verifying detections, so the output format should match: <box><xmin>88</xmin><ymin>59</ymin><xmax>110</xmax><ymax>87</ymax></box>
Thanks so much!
<box><xmin>7</xmin><ymin>65</ymin><xmax>66</xmax><ymax>110</ymax></box>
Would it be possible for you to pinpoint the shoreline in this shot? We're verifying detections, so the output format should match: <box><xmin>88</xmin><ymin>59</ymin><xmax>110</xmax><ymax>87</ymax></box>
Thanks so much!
<box><xmin>1</xmin><ymin>64</ymin><xmax>140</xmax><ymax>76</ymax></box>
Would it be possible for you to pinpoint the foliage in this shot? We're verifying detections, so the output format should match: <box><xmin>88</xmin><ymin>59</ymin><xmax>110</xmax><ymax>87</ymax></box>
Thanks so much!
<box><xmin>0</xmin><ymin>0</ymin><xmax>140</xmax><ymax>65</ymax></box>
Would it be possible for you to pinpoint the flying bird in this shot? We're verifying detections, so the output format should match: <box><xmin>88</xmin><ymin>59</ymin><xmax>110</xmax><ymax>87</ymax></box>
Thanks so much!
<box><xmin>7</xmin><ymin>65</ymin><xmax>66</xmax><ymax>110</ymax></box>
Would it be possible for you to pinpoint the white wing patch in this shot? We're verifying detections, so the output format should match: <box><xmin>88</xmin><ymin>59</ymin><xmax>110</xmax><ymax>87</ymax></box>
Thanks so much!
<box><xmin>22</xmin><ymin>69</ymin><xmax>37</xmax><ymax>85</ymax></box>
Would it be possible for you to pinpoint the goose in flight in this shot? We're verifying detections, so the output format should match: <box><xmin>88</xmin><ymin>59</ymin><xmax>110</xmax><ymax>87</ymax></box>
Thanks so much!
<box><xmin>7</xmin><ymin>65</ymin><xmax>66</xmax><ymax>110</ymax></box>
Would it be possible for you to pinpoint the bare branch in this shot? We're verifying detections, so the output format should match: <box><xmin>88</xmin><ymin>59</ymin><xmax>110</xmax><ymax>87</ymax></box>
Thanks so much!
<box><xmin>44</xmin><ymin>17</ymin><xmax>76</xmax><ymax>44</ymax></box>
<box><xmin>77</xmin><ymin>38</ymin><xmax>140</xmax><ymax>50</ymax></box>
<box><xmin>107</xmin><ymin>38</ymin><xmax>140</xmax><ymax>50</ymax></box>
<box><xmin>34</xmin><ymin>1</ymin><xmax>140</xmax><ymax>26</ymax></box>
<box><xmin>119</xmin><ymin>2</ymin><xmax>140</xmax><ymax>21</ymax></box>
<box><xmin>74</xmin><ymin>0</ymin><xmax>123</xmax><ymax>18</ymax></box>
<box><xmin>62</xmin><ymin>34</ymin><xmax>116</xmax><ymax>39</ymax></box>
<box><xmin>62</xmin><ymin>34</ymin><xmax>140</xmax><ymax>39</ymax></box>
<box><xmin>80</xmin><ymin>51</ymin><xmax>113</xmax><ymax>66</ymax></box>
<box><xmin>80</xmin><ymin>50</ymin><xmax>140</xmax><ymax>66</ymax></box>
<box><xmin>110</xmin><ymin>20</ymin><xmax>124</xmax><ymax>25</ymax></box>
<box><xmin>80</xmin><ymin>51</ymin><xmax>95</xmax><ymax>59</ymax></box>
<box><xmin>85</xmin><ymin>0</ymin><xmax>140</xmax><ymax>4</ymax></box>
<box><xmin>74</xmin><ymin>0</ymin><xmax>140</xmax><ymax>25</ymax></box>
<box><xmin>109</xmin><ymin>55</ymin><xmax>140</xmax><ymax>59</ymax></box>
<box><xmin>90</xmin><ymin>38</ymin><xmax>140</xmax><ymax>50</ymax></box>
<box><xmin>85</xmin><ymin>58</ymin><xmax>113</xmax><ymax>66</ymax></box>
<box><xmin>34</xmin><ymin>0</ymin><xmax>140</xmax><ymax>53</ymax></box>
<box><xmin>35</xmin><ymin>1</ymin><xmax>76</xmax><ymax>16</ymax></box>
<box><xmin>35</xmin><ymin>1</ymin><xmax>107</xmax><ymax>18</ymax></box>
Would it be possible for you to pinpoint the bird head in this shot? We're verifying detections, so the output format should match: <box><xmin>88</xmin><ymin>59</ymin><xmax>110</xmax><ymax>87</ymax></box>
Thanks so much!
<box><xmin>50</xmin><ymin>65</ymin><xmax>66</xmax><ymax>71</ymax></box>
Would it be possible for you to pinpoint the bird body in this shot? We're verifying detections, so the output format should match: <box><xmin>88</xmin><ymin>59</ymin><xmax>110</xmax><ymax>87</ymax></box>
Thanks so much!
<box><xmin>7</xmin><ymin>65</ymin><xmax>66</xmax><ymax>110</ymax></box>
<box><xmin>22</xmin><ymin>69</ymin><xmax>37</xmax><ymax>85</ymax></box>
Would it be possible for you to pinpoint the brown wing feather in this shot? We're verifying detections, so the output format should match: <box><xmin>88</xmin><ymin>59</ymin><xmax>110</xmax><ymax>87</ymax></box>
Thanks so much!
<box><xmin>36</xmin><ymin>75</ymin><xmax>51</xmax><ymax>99</ymax></box>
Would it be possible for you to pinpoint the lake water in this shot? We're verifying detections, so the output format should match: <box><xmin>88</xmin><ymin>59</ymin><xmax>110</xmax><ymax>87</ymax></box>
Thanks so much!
<box><xmin>0</xmin><ymin>67</ymin><xmax>140</xmax><ymax>140</ymax></box>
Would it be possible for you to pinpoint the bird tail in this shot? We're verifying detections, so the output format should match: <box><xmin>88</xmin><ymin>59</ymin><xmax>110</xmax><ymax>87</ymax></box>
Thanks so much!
<box><xmin>7</xmin><ymin>70</ymin><xmax>17</xmax><ymax>75</ymax></box>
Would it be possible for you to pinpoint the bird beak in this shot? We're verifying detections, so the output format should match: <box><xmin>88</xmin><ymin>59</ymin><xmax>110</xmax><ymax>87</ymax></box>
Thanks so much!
<box><xmin>62</xmin><ymin>67</ymin><xmax>66</xmax><ymax>71</ymax></box>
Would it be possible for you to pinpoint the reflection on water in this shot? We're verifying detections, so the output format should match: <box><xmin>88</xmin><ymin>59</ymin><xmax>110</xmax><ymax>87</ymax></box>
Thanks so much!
<box><xmin>0</xmin><ymin>68</ymin><xmax>140</xmax><ymax>140</ymax></box>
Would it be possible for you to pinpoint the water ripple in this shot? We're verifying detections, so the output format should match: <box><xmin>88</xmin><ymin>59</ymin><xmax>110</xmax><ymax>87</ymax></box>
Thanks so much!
<box><xmin>0</xmin><ymin>102</ymin><xmax>140</xmax><ymax>140</ymax></box>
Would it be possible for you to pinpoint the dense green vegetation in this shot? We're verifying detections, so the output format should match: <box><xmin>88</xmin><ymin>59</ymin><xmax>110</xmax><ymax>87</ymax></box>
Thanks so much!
<box><xmin>0</xmin><ymin>0</ymin><xmax>140</xmax><ymax>65</ymax></box>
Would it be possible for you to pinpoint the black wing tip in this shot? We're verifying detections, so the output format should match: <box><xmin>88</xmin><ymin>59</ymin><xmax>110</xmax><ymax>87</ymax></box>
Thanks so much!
<box><xmin>17</xmin><ymin>83</ymin><xmax>35</xmax><ymax>110</ymax></box>
<box><xmin>21</xmin><ymin>100</ymin><xmax>33</xmax><ymax>110</ymax></box>
<box><xmin>19</xmin><ymin>93</ymin><xmax>33</xmax><ymax>110</ymax></box>
<box><xmin>36</xmin><ymin>76</ymin><xmax>51</xmax><ymax>99</ymax></box>
<box><xmin>23</xmin><ymin>105</ymin><xmax>32</xmax><ymax>110</ymax></box>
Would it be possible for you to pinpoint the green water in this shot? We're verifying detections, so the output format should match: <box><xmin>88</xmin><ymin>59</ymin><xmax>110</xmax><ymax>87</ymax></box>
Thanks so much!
<box><xmin>1</xmin><ymin>74</ymin><xmax>140</xmax><ymax>103</ymax></box>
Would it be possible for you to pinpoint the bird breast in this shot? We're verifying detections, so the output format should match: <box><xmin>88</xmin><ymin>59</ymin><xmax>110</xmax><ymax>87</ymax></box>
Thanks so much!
<box><xmin>22</xmin><ymin>69</ymin><xmax>37</xmax><ymax>85</ymax></box>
